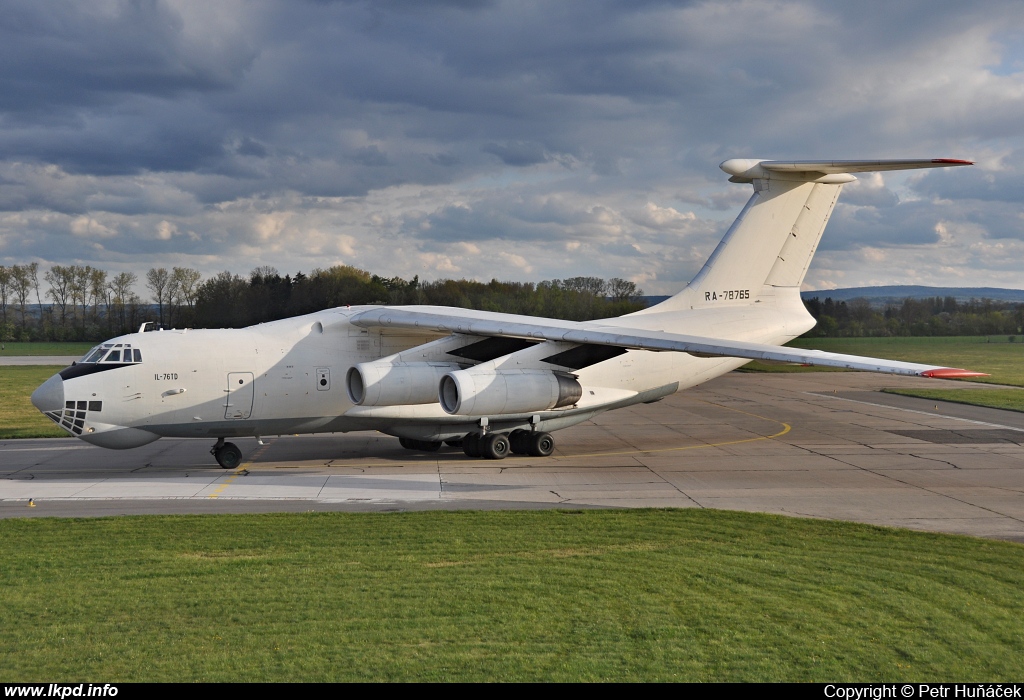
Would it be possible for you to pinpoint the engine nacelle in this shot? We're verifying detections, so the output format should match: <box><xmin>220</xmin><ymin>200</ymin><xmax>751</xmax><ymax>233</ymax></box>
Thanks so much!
<box><xmin>438</xmin><ymin>368</ymin><xmax>582</xmax><ymax>416</ymax></box>
<box><xmin>347</xmin><ymin>362</ymin><xmax>461</xmax><ymax>406</ymax></box>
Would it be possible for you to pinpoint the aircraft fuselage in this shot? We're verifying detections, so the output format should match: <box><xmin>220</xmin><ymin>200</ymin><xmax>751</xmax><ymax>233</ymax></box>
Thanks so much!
<box><xmin>32</xmin><ymin>294</ymin><xmax>814</xmax><ymax>451</ymax></box>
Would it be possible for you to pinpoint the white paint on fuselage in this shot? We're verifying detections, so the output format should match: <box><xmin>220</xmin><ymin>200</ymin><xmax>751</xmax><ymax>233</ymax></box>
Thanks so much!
<box><xmin>56</xmin><ymin>286</ymin><xmax>814</xmax><ymax>448</ymax></box>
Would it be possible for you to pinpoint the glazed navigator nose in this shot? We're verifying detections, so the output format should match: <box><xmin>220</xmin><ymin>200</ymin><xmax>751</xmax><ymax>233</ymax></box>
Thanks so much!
<box><xmin>31</xmin><ymin>374</ymin><xmax>65</xmax><ymax>414</ymax></box>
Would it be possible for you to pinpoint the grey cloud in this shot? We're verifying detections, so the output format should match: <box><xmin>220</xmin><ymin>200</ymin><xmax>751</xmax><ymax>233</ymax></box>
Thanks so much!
<box><xmin>840</xmin><ymin>179</ymin><xmax>900</xmax><ymax>209</ymax></box>
<box><xmin>0</xmin><ymin>164</ymin><xmax>201</xmax><ymax>216</ymax></box>
<box><xmin>235</xmin><ymin>138</ymin><xmax>269</xmax><ymax>158</ymax></box>
<box><xmin>352</xmin><ymin>145</ymin><xmax>391</xmax><ymax>167</ymax></box>
<box><xmin>482</xmin><ymin>142</ymin><xmax>549</xmax><ymax>167</ymax></box>
<box><xmin>406</xmin><ymin>202</ymin><xmax>557</xmax><ymax>243</ymax></box>
<box><xmin>428</xmin><ymin>153</ymin><xmax>461</xmax><ymax>167</ymax></box>
<box><xmin>0</xmin><ymin>2</ymin><xmax>258</xmax><ymax>114</ymax></box>
<box><xmin>821</xmin><ymin>201</ymin><xmax>946</xmax><ymax>251</ymax></box>
<box><xmin>964</xmin><ymin>203</ymin><xmax>1024</xmax><ymax>241</ymax></box>
<box><xmin>0</xmin><ymin>1</ymin><xmax>1023</xmax><ymax>292</ymax></box>
<box><xmin>912</xmin><ymin>157</ymin><xmax>1024</xmax><ymax>204</ymax></box>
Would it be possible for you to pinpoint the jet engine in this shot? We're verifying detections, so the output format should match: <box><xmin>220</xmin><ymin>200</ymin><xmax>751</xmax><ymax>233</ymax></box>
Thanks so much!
<box><xmin>347</xmin><ymin>361</ymin><xmax>462</xmax><ymax>406</ymax></box>
<box><xmin>439</xmin><ymin>368</ymin><xmax>582</xmax><ymax>416</ymax></box>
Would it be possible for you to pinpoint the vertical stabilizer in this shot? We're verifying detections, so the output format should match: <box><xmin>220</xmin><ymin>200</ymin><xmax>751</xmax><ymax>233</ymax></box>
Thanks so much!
<box><xmin>640</xmin><ymin>158</ymin><xmax>972</xmax><ymax>313</ymax></box>
<box><xmin>763</xmin><ymin>181</ymin><xmax>842</xmax><ymax>288</ymax></box>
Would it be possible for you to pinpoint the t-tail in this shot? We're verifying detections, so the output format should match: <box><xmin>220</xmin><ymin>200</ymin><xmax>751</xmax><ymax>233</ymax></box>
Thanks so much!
<box><xmin>642</xmin><ymin>158</ymin><xmax>973</xmax><ymax>314</ymax></box>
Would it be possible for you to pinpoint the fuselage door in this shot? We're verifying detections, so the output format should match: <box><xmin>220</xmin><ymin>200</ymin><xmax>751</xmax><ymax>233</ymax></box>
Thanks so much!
<box><xmin>225</xmin><ymin>372</ymin><xmax>255</xmax><ymax>419</ymax></box>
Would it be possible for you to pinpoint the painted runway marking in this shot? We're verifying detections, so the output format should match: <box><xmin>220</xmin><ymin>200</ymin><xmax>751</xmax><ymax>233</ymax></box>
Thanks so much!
<box><xmin>559</xmin><ymin>398</ymin><xmax>792</xmax><ymax>459</ymax></box>
<box><xmin>809</xmin><ymin>393</ymin><xmax>1024</xmax><ymax>433</ymax></box>
<box><xmin>561</xmin><ymin>423</ymin><xmax>791</xmax><ymax>459</ymax></box>
<box><xmin>207</xmin><ymin>441</ymin><xmax>272</xmax><ymax>498</ymax></box>
<box><xmin>242</xmin><ymin>398</ymin><xmax>792</xmax><ymax>469</ymax></box>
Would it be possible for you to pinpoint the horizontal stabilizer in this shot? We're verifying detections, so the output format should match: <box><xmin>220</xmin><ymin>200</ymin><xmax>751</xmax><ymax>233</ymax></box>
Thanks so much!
<box><xmin>760</xmin><ymin>159</ymin><xmax>973</xmax><ymax>173</ymax></box>
<box><xmin>721</xmin><ymin>158</ymin><xmax>973</xmax><ymax>183</ymax></box>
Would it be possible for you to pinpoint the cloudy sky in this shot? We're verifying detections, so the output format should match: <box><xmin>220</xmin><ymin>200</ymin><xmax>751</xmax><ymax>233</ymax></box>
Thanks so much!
<box><xmin>1</xmin><ymin>0</ymin><xmax>1023</xmax><ymax>295</ymax></box>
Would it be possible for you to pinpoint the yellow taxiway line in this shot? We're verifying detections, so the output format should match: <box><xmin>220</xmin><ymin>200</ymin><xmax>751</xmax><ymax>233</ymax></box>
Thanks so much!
<box><xmin>237</xmin><ymin>398</ymin><xmax>792</xmax><ymax>470</ymax></box>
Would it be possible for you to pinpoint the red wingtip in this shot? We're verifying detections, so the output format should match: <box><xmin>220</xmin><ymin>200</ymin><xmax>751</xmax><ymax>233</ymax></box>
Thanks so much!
<box><xmin>931</xmin><ymin>158</ymin><xmax>974</xmax><ymax>165</ymax></box>
<box><xmin>920</xmin><ymin>368</ymin><xmax>989</xmax><ymax>379</ymax></box>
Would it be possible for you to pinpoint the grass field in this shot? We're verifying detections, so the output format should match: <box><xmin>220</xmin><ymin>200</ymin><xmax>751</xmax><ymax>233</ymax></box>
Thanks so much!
<box><xmin>2</xmin><ymin>509</ymin><xmax>1022</xmax><ymax>682</ymax></box>
<box><xmin>741</xmin><ymin>337</ymin><xmax>1024</xmax><ymax>413</ymax></box>
<box><xmin>0</xmin><ymin>366</ymin><xmax>68</xmax><ymax>438</ymax></box>
<box><xmin>0</xmin><ymin>341</ymin><xmax>93</xmax><ymax>357</ymax></box>
<box><xmin>882</xmin><ymin>388</ymin><xmax>1024</xmax><ymax>413</ymax></box>
<box><xmin>789</xmin><ymin>336</ymin><xmax>1024</xmax><ymax>386</ymax></box>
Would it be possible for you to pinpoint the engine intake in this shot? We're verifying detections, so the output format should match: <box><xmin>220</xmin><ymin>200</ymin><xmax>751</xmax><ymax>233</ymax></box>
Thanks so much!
<box><xmin>438</xmin><ymin>369</ymin><xmax>582</xmax><ymax>416</ymax></box>
<box><xmin>347</xmin><ymin>362</ymin><xmax>461</xmax><ymax>406</ymax></box>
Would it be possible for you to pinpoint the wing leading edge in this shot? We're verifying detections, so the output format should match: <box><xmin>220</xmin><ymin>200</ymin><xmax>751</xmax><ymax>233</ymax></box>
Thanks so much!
<box><xmin>350</xmin><ymin>306</ymin><xmax>987</xmax><ymax>378</ymax></box>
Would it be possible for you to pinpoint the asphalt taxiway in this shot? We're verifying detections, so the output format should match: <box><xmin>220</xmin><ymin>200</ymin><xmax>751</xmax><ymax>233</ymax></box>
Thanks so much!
<box><xmin>2</xmin><ymin>372</ymin><xmax>1023</xmax><ymax>541</ymax></box>
<box><xmin>0</xmin><ymin>356</ymin><xmax>79</xmax><ymax>366</ymax></box>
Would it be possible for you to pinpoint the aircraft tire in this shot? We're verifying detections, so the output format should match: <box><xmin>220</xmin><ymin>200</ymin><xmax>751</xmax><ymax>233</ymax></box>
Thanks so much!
<box><xmin>463</xmin><ymin>432</ymin><xmax>482</xmax><ymax>458</ymax></box>
<box><xmin>216</xmin><ymin>442</ymin><xmax>243</xmax><ymax>469</ymax></box>
<box><xmin>527</xmin><ymin>432</ymin><xmax>555</xmax><ymax>457</ymax></box>
<box><xmin>508</xmin><ymin>429</ymin><xmax>530</xmax><ymax>455</ymax></box>
<box><xmin>480</xmin><ymin>433</ymin><xmax>510</xmax><ymax>460</ymax></box>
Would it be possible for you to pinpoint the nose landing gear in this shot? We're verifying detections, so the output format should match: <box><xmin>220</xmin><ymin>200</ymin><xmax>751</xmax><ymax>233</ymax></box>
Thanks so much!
<box><xmin>211</xmin><ymin>438</ymin><xmax>243</xmax><ymax>469</ymax></box>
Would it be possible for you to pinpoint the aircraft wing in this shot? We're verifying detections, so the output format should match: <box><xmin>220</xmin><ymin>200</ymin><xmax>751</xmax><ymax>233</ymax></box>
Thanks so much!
<box><xmin>349</xmin><ymin>306</ymin><xmax>986</xmax><ymax>379</ymax></box>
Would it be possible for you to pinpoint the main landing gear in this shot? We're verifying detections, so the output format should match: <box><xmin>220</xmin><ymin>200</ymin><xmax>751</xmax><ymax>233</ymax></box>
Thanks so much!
<box><xmin>211</xmin><ymin>438</ymin><xmax>243</xmax><ymax>469</ymax></box>
<box><xmin>397</xmin><ymin>429</ymin><xmax>556</xmax><ymax>460</ymax></box>
<box><xmin>463</xmin><ymin>429</ymin><xmax>554</xmax><ymax>460</ymax></box>
<box><xmin>462</xmin><ymin>432</ymin><xmax>510</xmax><ymax>459</ymax></box>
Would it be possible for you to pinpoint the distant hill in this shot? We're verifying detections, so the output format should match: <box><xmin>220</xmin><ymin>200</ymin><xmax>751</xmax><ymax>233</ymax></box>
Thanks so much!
<box><xmin>641</xmin><ymin>286</ymin><xmax>1024</xmax><ymax>308</ymax></box>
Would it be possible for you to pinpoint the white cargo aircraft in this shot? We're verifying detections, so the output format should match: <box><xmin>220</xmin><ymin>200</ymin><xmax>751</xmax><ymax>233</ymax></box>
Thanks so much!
<box><xmin>32</xmin><ymin>158</ymin><xmax>983</xmax><ymax>468</ymax></box>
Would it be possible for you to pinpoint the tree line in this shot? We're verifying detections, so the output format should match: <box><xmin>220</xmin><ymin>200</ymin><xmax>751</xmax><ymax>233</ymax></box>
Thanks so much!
<box><xmin>0</xmin><ymin>264</ymin><xmax>205</xmax><ymax>342</ymax></box>
<box><xmin>0</xmin><ymin>263</ymin><xmax>645</xmax><ymax>341</ymax></box>
<box><xmin>4</xmin><ymin>260</ymin><xmax>1022</xmax><ymax>342</ymax></box>
<box><xmin>803</xmin><ymin>296</ymin><xmax>1024</xmax><ymax>338</ymax></box>
<box><xmin>192</xmin><ymin>266</ymin><xmax>645</xmax><ymax>329</ymax></box>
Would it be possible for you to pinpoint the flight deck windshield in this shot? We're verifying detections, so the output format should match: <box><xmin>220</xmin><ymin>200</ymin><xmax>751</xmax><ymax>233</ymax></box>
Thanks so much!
<box><xmin>80</xmin><ymin>343</ymin><xmax>143</xmax><ymax>364</ymax></box>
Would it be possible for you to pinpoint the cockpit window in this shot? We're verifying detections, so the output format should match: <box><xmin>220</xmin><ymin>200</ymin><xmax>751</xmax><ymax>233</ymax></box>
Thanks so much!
<box><xmin>83</xmin><ymin>346</ymin><xmax>107</xmax><ymax>363</ymax></box>
<box><xmin>83</xmin><ymin>343</ymin><xmax>142</xmax><ymax>364</ymax></box>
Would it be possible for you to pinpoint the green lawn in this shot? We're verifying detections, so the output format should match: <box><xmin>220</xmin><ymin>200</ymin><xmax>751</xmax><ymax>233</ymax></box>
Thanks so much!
<box><xmin>1</xmin><ymin>509</ymin><xmax>1021</xmax><ymax>682</ymax></box>
<box><xmin>741</xmin><ymin>335</ymin><xmax>1024</xmax><ymax>413</ymax></box>
<box><xmin>882</xmin><ymin>388</ymin><xmax>1024</xmax><ymax>413</ymax></box>
<box><xmin>0</xmin><ymin>366</ymin><xmax>69</xmax><ymax>438</ymax></box>
<box><xmin>788</xmin><ymin>336</ymin><xmax>1024</xmax><ymax>387</ymax></box>
<box><xmin>0</xmin><ymin>341</ymin><xmax>94</xmax><ymax>357</ymax></box>
<box><xmin>787</xmin><ymin>337</ymin><xmax>1024</xmax><ymax>409</ymax></box>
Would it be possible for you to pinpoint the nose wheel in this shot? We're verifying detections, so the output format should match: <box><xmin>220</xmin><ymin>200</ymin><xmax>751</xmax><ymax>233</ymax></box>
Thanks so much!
<box><xmin>211</xmin><ymin>439</ymin><xmax>243</xmax><ymax>469</ymax></box>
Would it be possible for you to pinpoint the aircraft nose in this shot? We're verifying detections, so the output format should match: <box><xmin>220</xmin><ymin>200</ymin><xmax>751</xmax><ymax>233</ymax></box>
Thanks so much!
<box><xmin>31</xmin><ymin>373</ymin><xmax>65</xmax><ymax>414</ymax></box>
